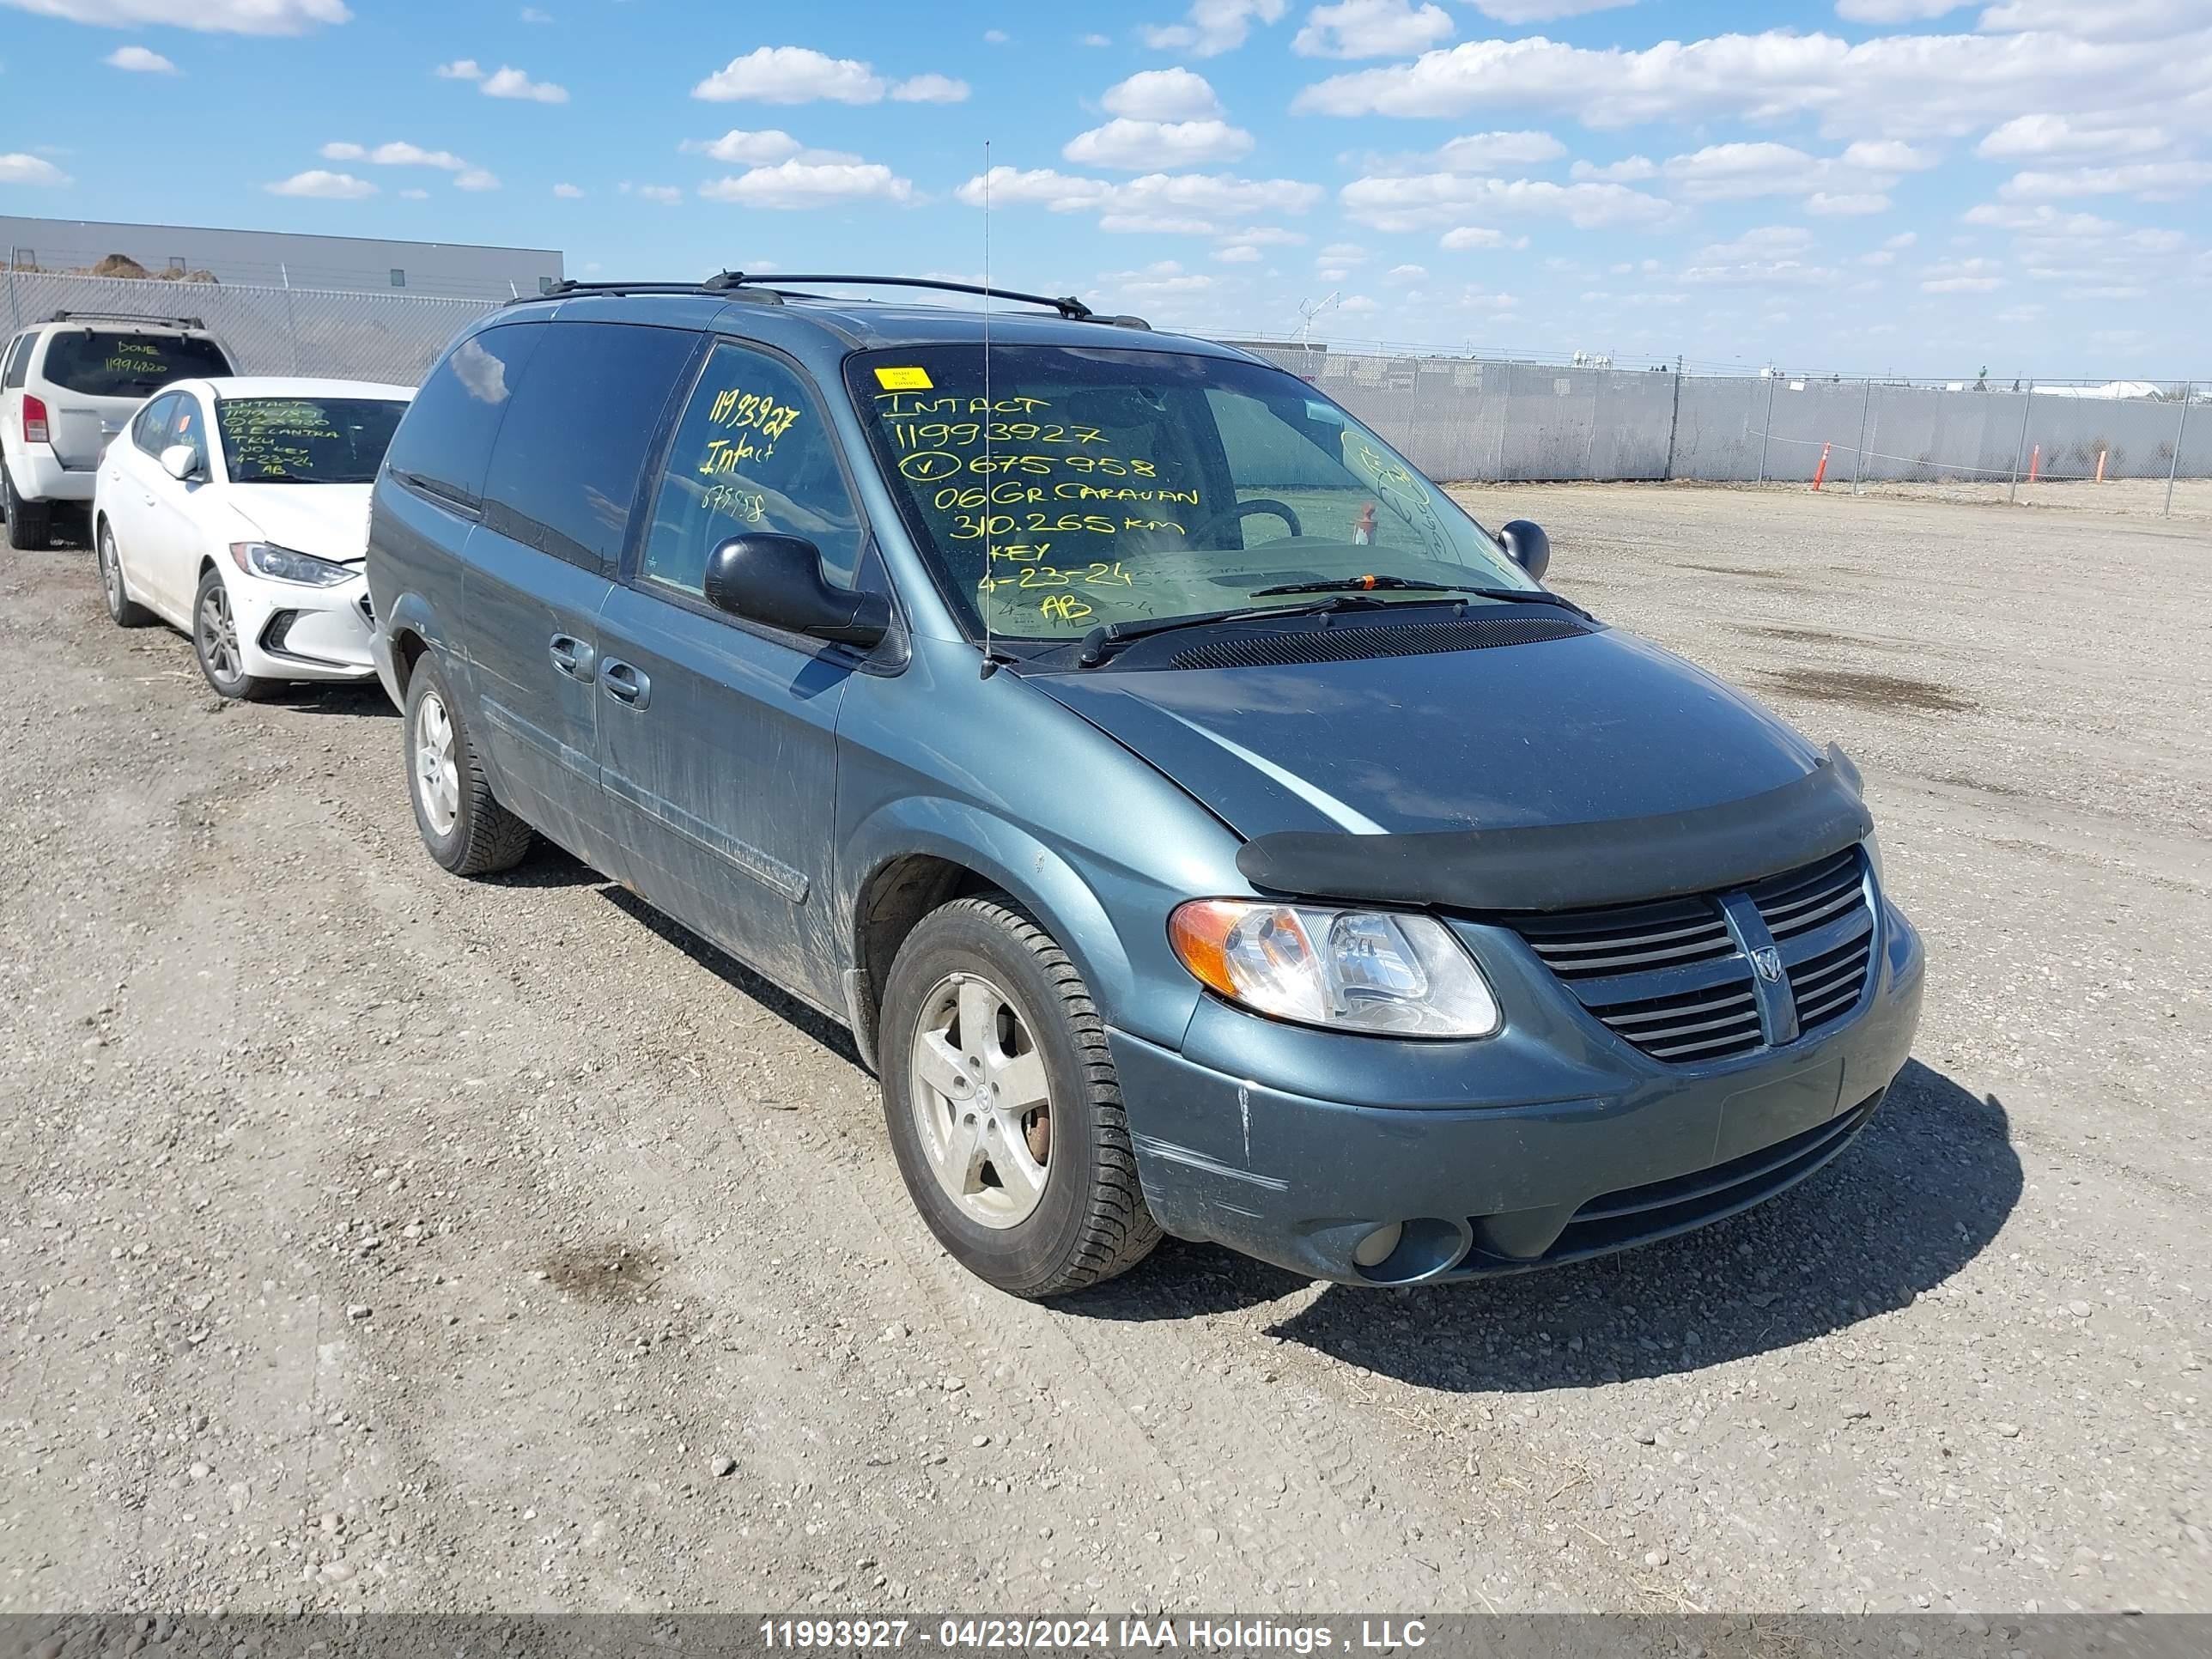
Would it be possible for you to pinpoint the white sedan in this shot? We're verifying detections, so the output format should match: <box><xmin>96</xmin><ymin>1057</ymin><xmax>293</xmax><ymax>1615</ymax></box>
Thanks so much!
<box><xmin>93</xmin><ymin>376</ymin><xmax>415</xmax><ymax>699</ymax></box>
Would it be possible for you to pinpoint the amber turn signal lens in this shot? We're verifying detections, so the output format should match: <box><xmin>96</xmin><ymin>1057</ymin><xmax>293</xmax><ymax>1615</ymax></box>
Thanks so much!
<box><xmin>1167</xmin><ymin>898</ymin><xmax>1246</xmax><ymax>1000</ymax></box>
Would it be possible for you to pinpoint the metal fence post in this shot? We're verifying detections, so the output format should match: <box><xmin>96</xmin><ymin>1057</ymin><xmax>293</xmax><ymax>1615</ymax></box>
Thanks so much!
<box><xmin>1662</xmin><ymin>356</ymin><xmax>1682</xmax><ymax>482</ymax></box>
<box><xmin>1757</xmin><ymin>373</ymin><xmax>1777</xmax><ymax>484</ymax></box>
<box><xmin>1492</xmin><ymin>361</ymin><xmax>1511</xmax><ymax>483</ymax></box>
<box><xmin>2008</xmin><ymin>385</ymin><xmax>2033</xmax><ymax>504</ymax></box>
<box><xmin>1851</xmin><ymin>377</ymin><xmax>1873</xmax><ymax>495</ymax></box>
<box><xmin>4</xmin><ymin>264</ymin><xmax>18</xmax><ymax>333</ymax></box>
<box><xmin>2167</xmin><ymin>386</ymin><xmax>2191</xmax><ymax>519</ymax></box>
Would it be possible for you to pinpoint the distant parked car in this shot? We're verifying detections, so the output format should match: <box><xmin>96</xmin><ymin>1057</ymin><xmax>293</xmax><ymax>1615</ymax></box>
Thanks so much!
<box><xmin>2</xmin><ymin>312</ymin><xmax>237</xmax><ymax>550</ymax></box>
<box><xmin>367</xmin><ymin>274</ymin><xmax>1923</xmax><ymax>1300</ymax></box>
<box><xmin>94</xmin><ymin>376</ymin><xmax>413</xmax><ymax>698</ymax></box>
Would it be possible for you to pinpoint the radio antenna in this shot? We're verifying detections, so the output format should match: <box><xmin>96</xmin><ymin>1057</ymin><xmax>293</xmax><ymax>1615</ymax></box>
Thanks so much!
<box><xmin>979</xmin><ymin>139</ymin><xmax>999</xmax><ymax>678</ymax></box>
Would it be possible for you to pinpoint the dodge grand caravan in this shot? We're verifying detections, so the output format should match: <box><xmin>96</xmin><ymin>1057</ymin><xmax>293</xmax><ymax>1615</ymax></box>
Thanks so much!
<box><xmin>366</xmin><ymin>273</ymin><xmax>1924</xmax><ymax>1298</ymax></box>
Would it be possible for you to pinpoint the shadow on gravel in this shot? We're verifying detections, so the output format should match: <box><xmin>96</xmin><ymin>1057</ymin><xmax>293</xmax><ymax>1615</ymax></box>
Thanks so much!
<box><xmin>262</xmin><ymin>684</ymin><xmax>397</xmax><ymax>718</ymax></box>
<box><xmin>600</xmin><ymin>884</ymin><xmax>863</xmax><ymax>1066</ymax></box>
<box><xmin>489</xmin><ymin>842</ymin><xmax>605</xmax><ymax>890</ymax></box>
<box><xmin>1256</xmin><ymin>1059</ymin><xmax>2018</xmax><ymax>1389</ymax></box>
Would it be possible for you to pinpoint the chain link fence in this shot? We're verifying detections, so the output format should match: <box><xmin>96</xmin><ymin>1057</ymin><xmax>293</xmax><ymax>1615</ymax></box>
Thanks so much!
<box><xmin>3</xmin><ymin>268</ymin><xmax>495</xmax><ymax>387</ymax></box>
<box><xmin>8</xmin><ymin>270</ymin><xmax>2204</xmax><ymax>513</ymax></box>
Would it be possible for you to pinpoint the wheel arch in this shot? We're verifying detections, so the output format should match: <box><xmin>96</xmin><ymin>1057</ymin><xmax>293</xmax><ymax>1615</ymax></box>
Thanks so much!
<box><xmin>842</xmin><ymin>802</ymin><xmax>1153</xmax><ymax>1075</ymax></box>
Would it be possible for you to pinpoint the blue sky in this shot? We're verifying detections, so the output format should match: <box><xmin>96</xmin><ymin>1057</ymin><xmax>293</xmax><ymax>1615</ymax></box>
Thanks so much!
<box><xmin>2</xmin><ymin>0</ymin><xmax>2207</xmax><ymax>377</ymax></box>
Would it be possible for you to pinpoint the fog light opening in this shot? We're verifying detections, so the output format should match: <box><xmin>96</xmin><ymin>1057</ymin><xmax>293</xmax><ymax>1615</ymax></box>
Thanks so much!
<box><xmin>1352</xmin><ymin>1221</ymin><xmax>1403</xmax><ymax>1269</ymax></box>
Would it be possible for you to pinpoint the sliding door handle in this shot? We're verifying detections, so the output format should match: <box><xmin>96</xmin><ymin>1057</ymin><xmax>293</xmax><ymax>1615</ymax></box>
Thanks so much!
<box><xmin>548</xmin><ymin>634</ymin><xmax>596</xmax><ymax>682</ymax></box>
<box><xmin>601</xmin><ymin>658</ymin><xmax>650</xmax><ymax>708</ymax></box>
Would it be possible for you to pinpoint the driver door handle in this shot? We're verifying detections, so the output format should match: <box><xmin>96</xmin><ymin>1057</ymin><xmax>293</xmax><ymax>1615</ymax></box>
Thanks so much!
<box><xmin>549</xmin><ymin>634</ymin><xmax>597</xmax><ymax>683</ymax></box>
<box><xmin>601</xmin><ymin>658</ymin><xmax>650</xmax><ymax>708</ymax></box>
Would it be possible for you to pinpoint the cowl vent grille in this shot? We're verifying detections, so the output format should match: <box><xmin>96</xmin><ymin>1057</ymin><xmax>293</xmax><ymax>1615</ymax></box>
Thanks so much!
<box><xmin>1167</xmin><ymin>612</ymin><xmax>1592</xmax><ymax>671</ymax></box>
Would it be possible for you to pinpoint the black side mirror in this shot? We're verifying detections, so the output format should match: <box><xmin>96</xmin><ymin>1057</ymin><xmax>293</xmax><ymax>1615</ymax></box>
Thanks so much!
<box><xmin>1498</xmin><ymin>519</ymin><xmax>1550</xmax><ymax>583</ymax></box>
<box><xmin>702</xmin><ymin>533</ymin><xmax>890</xmax><ymax>649</ymax></box>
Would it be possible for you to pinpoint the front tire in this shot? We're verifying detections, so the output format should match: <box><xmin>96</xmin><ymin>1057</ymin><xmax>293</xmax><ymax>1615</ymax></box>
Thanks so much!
<box><xmin>402</xmin><ymin>652</ymin><xmax>534</xmax><ymax>876</ymax></box>
<box><xmin>98</xmin><ymin>520</ymin><xmax>153</xmax><ymax>627</ymax></box>
<box><xmin>880</xmin><ymin>894</ymin><xmax>1160</xmax><ymax>1297</ymax></box>
<box><xmin>192</xmin><ymin>567</ymin><xmax>273</xmax><ymax>700</ymax></box>
<box><xmin>3</xmin><ymin>466</ymin><xmax>52</xmax><ymax>552</ymax></box>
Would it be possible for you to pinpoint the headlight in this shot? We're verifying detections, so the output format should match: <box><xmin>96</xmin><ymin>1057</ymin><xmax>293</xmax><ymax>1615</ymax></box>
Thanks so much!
<box><xmin>1169</xmin><ymin>899</ymin><xmax>1501</xmax><ymax>1038</ymax></box>
<box><xmin>229</xmin><ymin>541</ymin><xmax>353</xmax><ymax>588</ymax></box>
<box><xmin>1860</xmin><ymin>830</ymin><xmax>1884</xmax><ymax>888</ymax></box>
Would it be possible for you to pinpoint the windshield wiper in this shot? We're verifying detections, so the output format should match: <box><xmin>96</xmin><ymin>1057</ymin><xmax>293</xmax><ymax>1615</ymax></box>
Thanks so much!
<box><xmin>1249</xmin><ymin>574</ymin><xmax>1590</xmax><ymax>617</ymax></box>
<box><xmin>1074</xmin><ymin>594</ymin><xmax>1394</xmax><ymax>668</ymax></box>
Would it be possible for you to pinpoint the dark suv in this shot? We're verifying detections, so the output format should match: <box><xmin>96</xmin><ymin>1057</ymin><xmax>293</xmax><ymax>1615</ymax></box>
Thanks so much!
<box><xmin>366</xmin><ymin>273</ymin><xmax>1923</xmax><ymax>1298</ymax></box>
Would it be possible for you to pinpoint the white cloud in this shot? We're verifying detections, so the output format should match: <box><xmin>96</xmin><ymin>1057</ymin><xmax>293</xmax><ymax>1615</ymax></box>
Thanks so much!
<box><xmin>0</xmin><ymin>153</ymin><xmax>70</xmax><ymax>186</ymax></box>
<box><xmin>265</xmin><ymin>168</ymin><xmax>375</xmax><ymax>199</ymax></box>
<box><xmin>958</xmin><ymin>167</ymin><xmax>1322</xmax><ymax>231</ymax></box>
<box><xmin>1212</xmin><ymin>244</ymin><xmax>1264</xmax><ymax>262</ymax></box>
<box><xmin>983</xmin><ymin>27</ymin><xmax>1008</xmax><ymax>43</ymax></box>
<box><xmin>1140</xmin><ymin>0</ymin><xmax>1285</xmax><ymax>57</ymax></box>
<box><xmin>693</xmin><ymin>46</ymin><xmax>885</xmax><ymax>104</ymax></box>
<box><xmin>1978</xmin><ymin>0</ymin><xmax>2203</xmax><ymax>39</ymax></box>
<box><xmin>1291</xmin><ymin>0</ymin><xmax>1452</xmax><ymax>60</ymax></box>
<box><xmin>2000</xmin><ymin>160</ymin><xmax>2212</xmax><ymax>200</ymax></box>
<box><xmin>1384</xmin><ymin>262</ymin><xmax>1427</xmax><ymax>283</ymax></box>
<box><xmin>1063</xmin><ymin>118</ymin><xmax>1255</xmax><ymax>169</ymax></box>
<box><xmin>552</xmin><ymin>181</ymin><xmax>583</xmax><ymax>198</ymax></box>
<box><xmin>699</xmin><ymin>159</ymin><xmax>915</xmax><ymax>209</ymax></box>
<box><xmin>1919</xmin><ymin>256</ymin><xmax>2005</xmax><ymax>291</ymax></box>
<box><xmin>1101</xmin><ymin>67</ymin><xmax>1223</xmax><ymax>120</ymax></box>
<box><xmin>1660</xmin><ymin>139</ymin><xmax>1932</xmax><ymax>204</ymax></box>
<box><xmin>622</xmin><ymin>182</ymin><xmax>682</xmax><ymax>205</ymax></box>
<box><xmin>1466</xmin><ymin>0</ymin><xmax>1636</xmax><ymax>20</ymax></box>
<box><xmin>1080</xmin><ymin>33</ymin><xmax>1112</xmax><ymax>46</ymax></box>
<box><xmin>481</xmin><ymin>64</ymin><xmax>566</xmax><ymax>101</ymax></box>
<box><xmin>1438</xmin><ymin>224</ymin><xmax>1528</xmax><ymax>249</ymax></box>
<box><xmin>455</xmin><ymin>168</ymin><xmax>499</xmax><ymax>191</ymax></box>
<box><xmin>1885</xmin><ymin>230</ymin><xmax>1917</xmax><ymax>247</ymax></box>
<box><xmin>1680</xmin><ymin>226</ymin><xmax>1838</xmax><ymax>288</ymax></box>
<box><xmin>1963</xmin><ymin>202</ymin><xmax>2120</xmax><ymax>235</ymax></box>
<box><xmin>398</xmin><ymin>187</ymin><xmax>428</xmax><ymax>200</ymax></box>
<box><xmin>103</xmin><ymin>45</ymin><xmax>176</xmax><ymax>72</ymax></box>
<box><xmin>1976</xmin><ymin>115</ymin><xmax>2172</xmax><ymax>161</ymax></box>
<box><xmin>1291</xmin><ymin>24</ymin><xmax>2212</xmax><ymax>141</ymax></box>
<box><xmin>434</xmin><ymin>58</ymin><xmax>482</xmax><ymax>79</ymax></box>
<box><xmin>6</xmin><ymin>0</ymin><xmax>346</xmax><ymax>33</ymax></box>
<box><xmin>520</xmin><ymin>6</ymin><xmax>551</xmax><ymax>21</ymax></box>
<box><xmin>1569</xmin><ymin>155</ymin><xmax>1655</xmax><ymax>182</ymax></box>
<box><xmin>684</xmin><ymin>129</ymin><xmax>804</xmax><ymax>165</ymax></box>
<box><xmin>1808</xmin><ymin>192</ymin><xmax>1891</xmax><ymax>214</ymax></box>
<box><xmin>891</xmin><ymin>73</ymin><xmax>969</xmax><ymax>103</ymax></box>
<box><xmin>1342</xmin><ymin>172</ymin><xmax>1672</xmax><ymax>231</ymax></box>
<box><xmin>1319</xmin><ymin>241</ymin><xmax>1368</xmax><ymax>262</ymax></box>
<box><xmin>324</xmin><ymin>140</ymin><xmax>470</xmax><ymax>170</ymax></box>
<box><xmin>1834</xmin><ymin>0</ymin><xmax>1964</xmax><ymax>19</ymax></box>
<box><xmin>1434</xmin><ymin>130</ymin><xmax>1566</xmax><ymax>170</ymax></box>
<box><xmin>1339</xmin><ymin>293</ymin><xmax>1380</xmax><ymax>313</ymax></box>
<box><xmin>1097</xmin><ymin>260</ymin><xmax>1219</xmax><ymax>301</ymax></box>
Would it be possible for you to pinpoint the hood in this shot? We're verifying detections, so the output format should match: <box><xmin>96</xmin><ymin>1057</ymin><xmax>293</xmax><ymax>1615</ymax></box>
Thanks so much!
<box><xmin>1030</xmin><ymin>627</ymin><xmax>1829</xmax><ymax>842</ymax></box>
<box><xmin>223</xmin><ymin>483</ymin><xmax>373</xmax><ymax>566</ymax></box>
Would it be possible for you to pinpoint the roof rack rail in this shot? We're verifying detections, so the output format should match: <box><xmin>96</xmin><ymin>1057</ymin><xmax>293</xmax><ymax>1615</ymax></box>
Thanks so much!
<box><xmin>45</xmin><ymin>309</ymin><xmax>210</xmax><ymax>330</ymax></box>
<box><xmin>533</xmin><ymin>272</ymin><xmax>1152</xmax><ymax>331</ymax></box>
<box><xmin>532</xmin><ymin>278</ymin><xmax>781</xmax><ymax>305</ymax></box>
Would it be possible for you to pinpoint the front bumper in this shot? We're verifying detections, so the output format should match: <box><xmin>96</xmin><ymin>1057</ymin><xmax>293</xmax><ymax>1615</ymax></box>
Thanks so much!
<box><xmin>1113</xmin><ymin>898</ymin><xmax>1924</xmax><ymax>1285</ymax></box>
<box><xmin>231</xmin><ymin>574</ymin><xmax>378</xmax><ymax>683</ymax></box>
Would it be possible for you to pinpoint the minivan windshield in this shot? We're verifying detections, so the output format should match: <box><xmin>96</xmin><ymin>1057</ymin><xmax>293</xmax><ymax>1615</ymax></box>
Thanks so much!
<box><xmin>217</xmin><ymin>396</ymin><xmax>407</xmax><ymax>484</ymax></box>
<box><xmin>40</xmin><ymin>330</ymin><xmax>233</xmax><ymax>398</ymax></box>
<box><xmin>846</xmin><ymin>344</ymin><xmax>1530</xmax><ymax>642</ymax></box>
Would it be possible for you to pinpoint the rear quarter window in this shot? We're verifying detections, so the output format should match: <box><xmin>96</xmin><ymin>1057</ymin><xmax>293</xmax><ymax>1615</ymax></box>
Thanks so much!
<box><xmin>39</xmin><ymin>331</ymin><xmax>233</xmax><ymax>397</ymax></box>
<box><xmin>382</xmin><ymin>323</ymin><xmax>546</xmax><ymax>513</ymax></box>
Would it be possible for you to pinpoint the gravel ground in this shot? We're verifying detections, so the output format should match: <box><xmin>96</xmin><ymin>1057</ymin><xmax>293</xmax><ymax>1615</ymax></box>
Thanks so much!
<box><xmin>1</xmin><ymin>483</ymin><xmax>2206</xmax><ymax>1616</ymax></box>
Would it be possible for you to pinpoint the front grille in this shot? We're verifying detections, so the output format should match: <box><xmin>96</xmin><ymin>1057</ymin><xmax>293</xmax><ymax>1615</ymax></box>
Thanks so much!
<box><xmin>1167</xmin><ymin>612</ymin><xmax>1590</xmax><ymax>671</ymax></box>
<box><xmin>1504</xmin><ymin>845</ymin><xmax>1875</xmax><ymax>1065</ymax></box>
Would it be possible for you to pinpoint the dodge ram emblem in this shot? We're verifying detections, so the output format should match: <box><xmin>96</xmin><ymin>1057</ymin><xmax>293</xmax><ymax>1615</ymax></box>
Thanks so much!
<box><xmin>1753</xmin><ymin>946</ymin><xmax>1784</xmax><ymax>983</ymax></box>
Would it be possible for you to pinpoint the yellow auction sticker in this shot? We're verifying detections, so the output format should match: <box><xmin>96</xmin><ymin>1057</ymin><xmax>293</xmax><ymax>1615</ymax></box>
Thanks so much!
<box><xmin>873</xmin><ymin>366</ymin><xmax>933</xmax><ymax>391</ymax></box>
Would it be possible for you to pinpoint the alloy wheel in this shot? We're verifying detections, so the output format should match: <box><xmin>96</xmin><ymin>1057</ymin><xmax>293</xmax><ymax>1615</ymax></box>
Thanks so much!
<box><xmin>100</xmin><ymin>528</ymin><xmax>123</xmax><ymax>618</ymax></box>
<box><xmin>908</xmin><ymin>970</ymin><xmax>1054</xmax><ymax>1229</ymax></box>
<box><xmin>413</xmin><ymin>690</ymin><xmax>462</xmax><ymax>837</ymax></box>
<box><xmin>198</xmin><ymin>582</ymin><xmax>243</xmax><ymax>687</ymax></box>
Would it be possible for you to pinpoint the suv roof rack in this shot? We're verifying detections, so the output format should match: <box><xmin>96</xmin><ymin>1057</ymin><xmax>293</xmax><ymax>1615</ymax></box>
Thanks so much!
<box><xmin>45</xmin><ymin>309</ymin><xmax>209</xmax><ymax>331</ymax></box>
<box><xmin>534</xmin><ymin>271</ymin><xmax>1151</xmax><ymax>330</ymax></box>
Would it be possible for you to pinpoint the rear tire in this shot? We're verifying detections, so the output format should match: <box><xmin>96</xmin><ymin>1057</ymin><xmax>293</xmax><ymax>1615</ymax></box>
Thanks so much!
<box><xmin>98</xmin><ymin>520</ymin><xmax>154</xmax><ymax>628</ymax></box>
<box><xmin>3</xmin><ymin>466</ymin><xmax>52</xmax><ymax>552</ymax></box>
<box><xmin>880</xmin><ymin>893</ymin><xmax>1160</xmax><ymax>1298</ymax></box>
<box><xmin>402</xmin><ymin>651</ymin><xmax>534</xmax><ymax>876</ymax></box>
